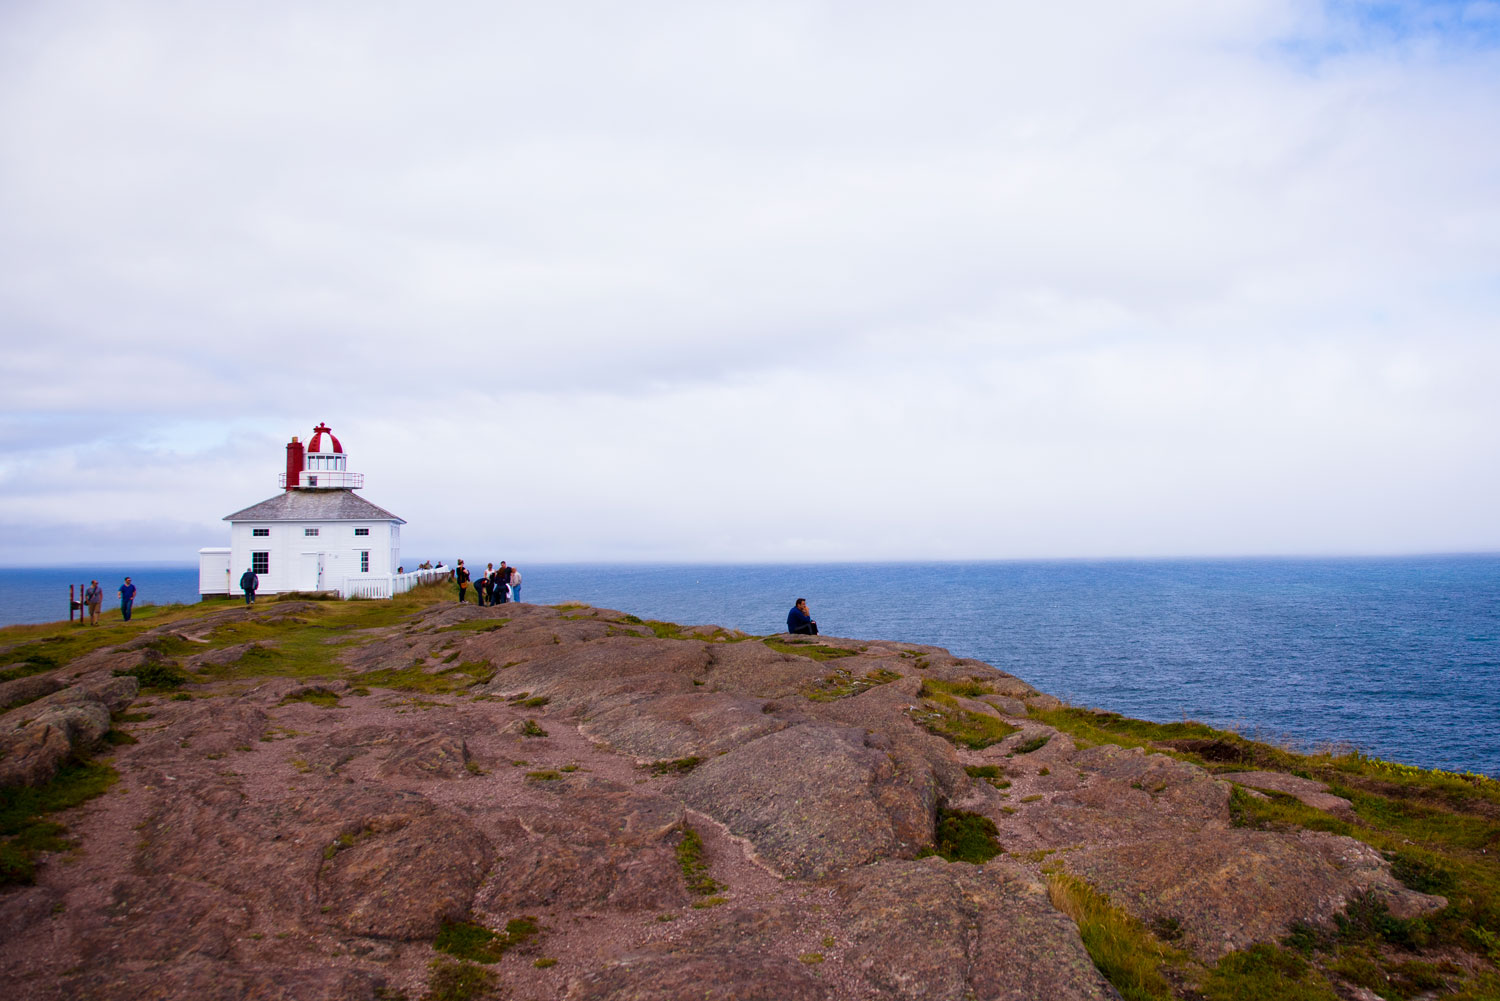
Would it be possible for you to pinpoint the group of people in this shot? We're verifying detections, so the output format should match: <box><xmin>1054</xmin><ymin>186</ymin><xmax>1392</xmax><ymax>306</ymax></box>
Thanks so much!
<box><xmin>79</xmin><ymin>577</ymin><xmax>137</xmax><ymax>625</ymax></box>
<box><xmin>453</xmin><ymin>560</ymin><xmax>522</xmax><ymax>605</ymax></box>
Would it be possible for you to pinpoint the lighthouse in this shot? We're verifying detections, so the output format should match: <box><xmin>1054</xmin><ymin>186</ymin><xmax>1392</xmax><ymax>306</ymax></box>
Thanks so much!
<box><xmin>198</xmin><ymin>423</ymin><xmax>407</xmax><ymax>598</ymax></box>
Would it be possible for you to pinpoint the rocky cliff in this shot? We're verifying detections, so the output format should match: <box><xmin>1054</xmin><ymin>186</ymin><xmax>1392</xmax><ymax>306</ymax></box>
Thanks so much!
<box><xmin>1</xmin><ymin>592</ymin><xmax>1490</xmax><ymax>1001</ymax></box>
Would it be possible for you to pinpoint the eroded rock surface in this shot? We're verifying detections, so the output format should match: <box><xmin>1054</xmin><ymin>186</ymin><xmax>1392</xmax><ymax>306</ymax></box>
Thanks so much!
<box><xmin>835</xmin><ymin>857</ymin><xmax>1114</xmax><ymax>1000</ymax></box>
<box><xmin>0</xmin><ymin>600</ymin><xmax>1444</xmax><ymax>1000</ymax></box>
<box><xmin>0</xmin><ymin>674</ymin><xmax>136</xmax><ymax>788</ymax></box>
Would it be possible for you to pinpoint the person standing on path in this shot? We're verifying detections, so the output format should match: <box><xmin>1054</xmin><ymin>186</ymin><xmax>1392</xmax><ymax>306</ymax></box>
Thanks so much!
<box><xmin>455</xmin><ymin>561</ymin><xmax>470</xmax><ymax>602</ymax></box>
<box><xmin>495</xmin><ymin>562</ymin><xmax>510</xmax><ymax>604</ymax></box>
<box><xmin>119</xmin><ymin>577</ymin><xmax>137</xmax><ymax>622</ymax></box>
<box><xmin>239</xmin><ymin>568</ymin><xmax>259</xmax><ymax>606</ymax></box>
<box><xmin>509</xmin><ymin>565</ymin><xmax>522</xmax><ymax>603</ymax></box>
<box><xmin>83</xmin><ymin>580</ymin><xmax>103</xmax><ymax>626</ymax></box>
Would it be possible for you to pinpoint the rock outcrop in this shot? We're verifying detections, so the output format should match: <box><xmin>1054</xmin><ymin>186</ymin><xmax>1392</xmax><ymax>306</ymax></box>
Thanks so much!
<box><xmin>0</xmin><ymin>675</ymin><xmax>137</xmax><ymax>788</ymax></box>
<box><xmin>0</xmin><ymin>600</ymin><xmax>1448</xmax><ymax>1000</ymax></box>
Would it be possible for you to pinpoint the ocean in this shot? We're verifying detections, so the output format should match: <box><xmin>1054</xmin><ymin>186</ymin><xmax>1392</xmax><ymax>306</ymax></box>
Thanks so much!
<box><xmin>3</xmin><ymin>556</ymin><xmax>1496</xmax><ymax>777</ymax></box>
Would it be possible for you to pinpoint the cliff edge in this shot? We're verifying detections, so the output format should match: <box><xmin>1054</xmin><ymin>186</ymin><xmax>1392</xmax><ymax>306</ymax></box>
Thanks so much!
<box><xmin>1</xmin><ymin>589</ymin><xmax>1493</xmax><ymax>1000</ymax></box>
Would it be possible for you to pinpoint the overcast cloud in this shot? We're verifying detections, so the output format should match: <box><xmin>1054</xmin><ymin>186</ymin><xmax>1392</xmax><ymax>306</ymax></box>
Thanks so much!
<box><xmin>1</xmin><ymin>0</ymin><xmax>1497</xmax><ymax>565</ymax></box>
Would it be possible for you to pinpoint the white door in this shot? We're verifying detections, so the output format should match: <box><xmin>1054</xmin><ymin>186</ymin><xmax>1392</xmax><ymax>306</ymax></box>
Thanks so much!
<box><xmin>298</xmin><ymin>552</ymin><xmax>320</xmax><ymax>591</ymax></box>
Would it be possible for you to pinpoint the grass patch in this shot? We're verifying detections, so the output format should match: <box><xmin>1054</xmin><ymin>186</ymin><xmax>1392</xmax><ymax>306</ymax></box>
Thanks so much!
<box><xmin>0</xmin><ymin>601</ymin><xmax>211</xmax><ymax>681</ymax></box>
<box><xmin>1387</xmin><ymin>849</ymin><xmax>1458</xmax><ymax>895</ymax></box>
<box><xmin>1012</xmin><ymin>734</ymin><xmax>1051</xmax><ymax>755</ymax></box>
<box><xmin>1229</xmin><ymin>786</ymin><xmax>1352</xmax><ymax>836</ymax></box>
<box><xmin>909</xmin><ymin>695</ymin><xmax>1019</xmax><ymax>749</ymax></box>
<box><xmin>919</xmin><ymin>805</ymin><xmax>1003</xmax><ymax>864</ymax></box>
<box><xmin>762</xmin><ymin>637</ymin><xmax>859</xmax><ymax>661</ymax></box>
<box><xmin>433</xmin><ymin>916</ymin><xmax>539</xmax><ymax>963</ymax></box>
<box><xmin>1335</xmin><ymin>890</ymin><xmax>1432</xmax><ymax>950</ymax></box>
<box><xmin>676</xmin><ymin>824</ymin><xmax>724</xmax><ymax>896</ymax></box>
<box><xmin>1047</xmin><ymin>872</ymin><xmax>1180</xmax><ymax>1001</ymax></box>
<box><xmin>0</xmin><ymin>650</ymin><xmax>63</xmax><ymax>685</ymax></box>
<box><xmin>0</xmin><ymin>760</ymin><xmax>119</xmax><ymax>886</ymax></box>
<box><xmin>278</xmin><ymin>688</ymin><xmax>341</xmax><ymax>708</ymax></box>
<box><xmin>322</xmin><ymin>830</ymin><xmax>361</xmax><ymax>859</ymax></box>
<box><xmin>644</xmin><ymin>620</ymin><xmax>690</xmax><ymax>639</ymax></box>
<box><xmin>139</xmin><ymin>635</ymin><xmax>199</xmax><ymax>658</ymax></box>
<box><xmin>1027</xmin><ymin>704</ymin><xmax>1266</xmax><ymax>767</ymax></box>
<box><xmin>434</xmin><ymin>619</ymin><xmax>510</xmax><ymax>633</ymax></box>
<box><xmin>525</xmin><ymin>770</ymin><xmax>562</xmax><ymax>782</ymax></box>
<box><xmin>161</xmin><ymin>581</ymin><xmax>456</xmax><ymax>686</ymax></box>
<box><xmin>649</xmin><ymin>756</ymin><xmax>702</xmax><ymax>775</ymax></box>
<box><xmin>355</xmin><ymin>659</ymin><xmax>496</xmax><ymax>694</ymax></box>
<box><xmin>520</xmin><ymin>696</ymin><xmax>549</xmax><ymax>708</ymax></box>
<box><xmin>802</xmin><ymin>667</ymin><xmax>903</xmax><ymax>702</ymax></box>
<box><xmin>919</xmin><ymin>678</ymin><xmax>995</xmax><ymax>699</ymax></box>
<box><xmin>1200</xmin><ymin>943</ymin><xmax>1339</xmax><ymax>1001</ymax></box>
<box><xmin>421</xmin><ymin>957</ymin><xmax>495</xmax><ymax>1001</ymax></box>
<box><xmin>965</xmin><ymin>764</ymin><xmax>1012</xmax><ymax>790</ymax></box>
<box><xmin>519</xmin><ymin>719</ymin><xmax>547</xmax><ymax>738</ymax></box>
<box><xmin>113</xmin><ymin>660</ymin><xmax>193</xmax><ymax>691</ymax></box>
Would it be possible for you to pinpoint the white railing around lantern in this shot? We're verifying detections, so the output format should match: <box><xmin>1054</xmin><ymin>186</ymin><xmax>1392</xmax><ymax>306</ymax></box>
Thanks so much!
<box><xmin>337</xmin><ymin>566</ymin><xmax>449</xmax><ymax>600</ymax></box>
<box><xmin>277</xmin><ymin>471</ymin><xmax>365</xmax><ymax>489</ymax></box>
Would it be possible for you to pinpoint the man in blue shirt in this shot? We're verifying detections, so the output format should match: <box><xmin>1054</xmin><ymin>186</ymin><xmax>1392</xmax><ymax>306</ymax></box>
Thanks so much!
<box><xmin>119</xmin><ymin>577</ymin><xmax>137</xmax><ymax>622</ymax></box>
<box><xmin>787</xmin><ymin>598</ymin><xmax>818</xmax><ymax>635</ymax></box>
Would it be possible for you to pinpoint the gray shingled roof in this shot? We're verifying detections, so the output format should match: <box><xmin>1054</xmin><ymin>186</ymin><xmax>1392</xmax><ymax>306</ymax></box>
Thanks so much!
<box><xmin>223</xmin><ymin>490</ymin><xmax>405</xmax><ymax>524</ymax></box>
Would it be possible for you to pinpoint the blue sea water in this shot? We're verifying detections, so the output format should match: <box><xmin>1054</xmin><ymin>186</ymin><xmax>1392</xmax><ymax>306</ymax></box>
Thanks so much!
<box><xmin>3</xmin><ymin>556</ymin><xmax>1496</xmax><ymax>777</ymax></box>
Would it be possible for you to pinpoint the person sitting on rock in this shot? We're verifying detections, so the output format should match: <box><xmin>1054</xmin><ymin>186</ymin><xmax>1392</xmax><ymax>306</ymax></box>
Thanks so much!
<box><xmin>787</xmin><ymin>598</ymin><xmax>818</xmax><ymax>635</ymax></box>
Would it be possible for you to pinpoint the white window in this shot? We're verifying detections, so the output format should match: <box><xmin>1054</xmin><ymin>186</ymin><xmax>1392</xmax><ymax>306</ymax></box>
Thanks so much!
<box><xmin>355</xmin><ymin>527</ymin><xmax>370</xmax><ymax>536</ymax></box>
<box><xmin>360</xmin><ymin>551</ymin><xmax>370</xmax><ymax>573</ymax></box>
<box><xmin>252</xmin><ymin>551</ymin><xmax>269</xmax><ymax>574</ymax></box>
<box><xmin>252</xmin><ymin>528</ymin><xmax>270</xmax><ymax>537</ymax></box>
<box><xmin>304</xmin><ymin>528</ymin><xmax>319</xmax><ymax>537</ymax></box>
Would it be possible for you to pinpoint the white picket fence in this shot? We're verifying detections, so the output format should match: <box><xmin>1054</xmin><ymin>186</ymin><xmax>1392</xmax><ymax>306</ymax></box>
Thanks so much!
<box><xmin>338</xmin><ymin>566</ymin><xmax>450</xmax><ymax>600</ymax></box>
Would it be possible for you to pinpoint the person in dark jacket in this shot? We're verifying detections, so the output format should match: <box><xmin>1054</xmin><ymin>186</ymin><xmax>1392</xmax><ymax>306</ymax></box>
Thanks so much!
<box><xmin>239</xmin><ymin>568</ymin><xmax>259</xmax><ymax>605</ymax></box>
<box><xmin>787</xmin><ymin>598</ymin><xmax>818</xmax><ymax>635</ymax></box>
<box><xmin>455</xmin><ymin>561</ymin><xmax>470</xmax><ymax>602</ymax></box>
<box><xmin>119</xmin><ymin>577</ymin><xmax>137</xmax><ymax>621</ymax></box>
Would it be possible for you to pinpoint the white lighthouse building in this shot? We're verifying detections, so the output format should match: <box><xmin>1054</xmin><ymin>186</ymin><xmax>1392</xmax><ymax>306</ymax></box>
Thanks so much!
<box><xmin>199</xmin><ymin>423</ymin><xmax>411</xmax><ymax>599</ymax></box>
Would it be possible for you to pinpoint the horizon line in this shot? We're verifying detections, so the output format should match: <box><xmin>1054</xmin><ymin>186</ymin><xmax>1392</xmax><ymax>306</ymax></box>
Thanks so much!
<box><xmin>5</xmin><ymin>548</ymin><xmax>1499</xmax><ymax>571</ymax></box>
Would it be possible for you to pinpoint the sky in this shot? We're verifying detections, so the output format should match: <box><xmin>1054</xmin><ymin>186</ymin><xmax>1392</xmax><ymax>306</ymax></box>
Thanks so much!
<box><xmin>1</xmin><ymin>0</ymin><xmax>1497</xmax><ymax>566</ymax></box>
